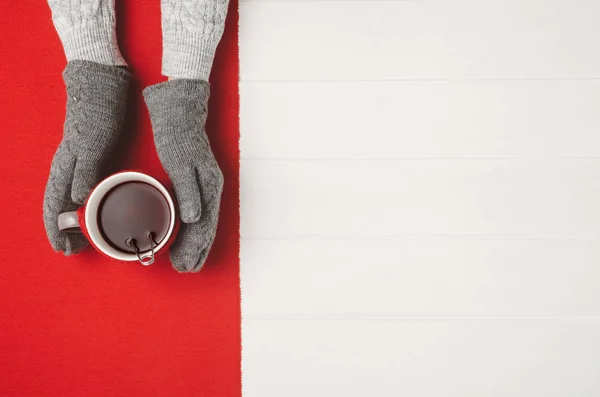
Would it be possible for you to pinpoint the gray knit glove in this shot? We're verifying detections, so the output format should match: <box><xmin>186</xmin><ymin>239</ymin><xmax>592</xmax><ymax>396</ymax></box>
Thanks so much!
<box><xmin>48</xmin><ymin>0</ymin><xmax>126</xmax><ymax>66</ymax></box>
<box><xmin>43</xmin><ymin>61</ymin><xmax>130</xmax><ymax>255</ymax></box>
<box><xmin>143</xmin><ymin>80</ymin><xmax>224</xmax><ymax>272</ymax></box>
<box><xmin>161</xmin><ymin>0</ymin><xmax>230</xmax><ymax>80</ymax></box>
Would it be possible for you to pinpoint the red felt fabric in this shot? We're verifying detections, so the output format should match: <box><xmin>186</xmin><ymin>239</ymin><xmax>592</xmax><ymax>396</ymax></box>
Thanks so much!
<box><xmin>0</xmin><ymin>1</ymin><xmax>240</xmax><ymax>396</ymax></box>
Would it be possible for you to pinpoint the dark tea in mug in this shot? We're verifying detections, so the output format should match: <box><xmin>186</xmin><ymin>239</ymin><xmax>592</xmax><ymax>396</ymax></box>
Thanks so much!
<box><xmin>97</xmin><ymin>182</ymin><xmax>171</xmax><ymax>253</ymax></box>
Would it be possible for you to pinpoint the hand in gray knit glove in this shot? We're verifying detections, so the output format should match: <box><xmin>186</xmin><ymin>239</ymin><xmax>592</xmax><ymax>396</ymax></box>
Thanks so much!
<box><xmin>142</xmin><ymin>0</ymin><xmax>229</xmax><ymax>272</ymax></box>
<box><xmin>43</xmin><ymin>61</ymin><xmax>130</xmax><ymax>255</ymax></box>
<box><xmin>143</xmin><ymin>80</ymin><xmax>224</xmax><ymax>272</ymax></box>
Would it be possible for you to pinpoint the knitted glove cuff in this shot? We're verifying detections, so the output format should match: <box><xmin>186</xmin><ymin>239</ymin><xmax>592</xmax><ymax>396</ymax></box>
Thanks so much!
<box><xmin>162</xmin><ymin>30</ymin><xmax>221</xmax><ymax>81</ymax></box>
<box><xmin>49</xmin><ymin>0</ymin><xmax>126</xmax><ymax>66</ymax></box>
<box><xmin>57</xmin><ymin>20</ymin><xmax>126</xmax><ymax>66</ymax></box>
<box><xmin>160</xmin><ymin>0</ymin><xmax>229</xmax><ymax>80</ymax></box>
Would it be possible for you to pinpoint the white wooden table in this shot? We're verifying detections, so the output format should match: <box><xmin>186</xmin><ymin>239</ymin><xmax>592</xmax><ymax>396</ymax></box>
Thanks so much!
<box><xmin>239</xmin><ymin>1</ymin><xmax>600</xmax><ymax>395</ymax></box>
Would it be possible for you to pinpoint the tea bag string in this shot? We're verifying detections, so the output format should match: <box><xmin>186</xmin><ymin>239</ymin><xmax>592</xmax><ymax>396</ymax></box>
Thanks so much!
<box><xmin>125</xmin><ymin>232</ymin><xmax>158</xmax><ymax>266</ymax></box>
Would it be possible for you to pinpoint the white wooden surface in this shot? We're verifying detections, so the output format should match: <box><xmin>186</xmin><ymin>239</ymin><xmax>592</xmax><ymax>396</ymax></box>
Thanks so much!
<box><xmin>239</xmin><ymin>0</ymin><xmax>600</xmax><ymax>395</ymax></box>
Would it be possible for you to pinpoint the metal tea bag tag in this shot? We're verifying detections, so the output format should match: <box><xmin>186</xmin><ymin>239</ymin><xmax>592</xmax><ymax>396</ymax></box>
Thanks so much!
<box><xmin>125</xmin><ymin>232</ymin><xmax>158</xmax><ymax>266</ymax></box>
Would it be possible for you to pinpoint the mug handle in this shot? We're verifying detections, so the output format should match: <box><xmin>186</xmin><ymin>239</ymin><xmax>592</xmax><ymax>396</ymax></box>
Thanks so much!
<box><xmin>58</xmin><ymin>211</ymin><xmax>82</xmax><ymax>233</ymax></box>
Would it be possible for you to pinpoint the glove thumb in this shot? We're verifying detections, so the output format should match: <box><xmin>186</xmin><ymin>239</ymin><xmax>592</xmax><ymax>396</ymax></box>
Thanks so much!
<box><xmin>171</xmin><ymin>167</ymin><xmax>203</xmax><ymax>223</ymax></box>
<box><xmin>71</xmin><ymin>158</ymin><xmax>102</xmax><ymax>204</ymax></box>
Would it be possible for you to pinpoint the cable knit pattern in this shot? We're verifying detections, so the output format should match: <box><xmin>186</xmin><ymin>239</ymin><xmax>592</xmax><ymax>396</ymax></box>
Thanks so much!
<box><xmin>43</xmin><ymin>61</ymin><xmax>131</xmax><ymax>255</ymax></box>
<box><xmin>161</xmin><ymin>0</ymin><xmax>230</xmax><ymax>79</ymax></box>
<box><xmin>48</xmin><ymin>0</ymin><xmax>126</xmax><ymax>66</ymax></box>
<box><xmin>143</xmin><ymin>79</ymin><xmax>224</xmax><ymax>272</ymax></box>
